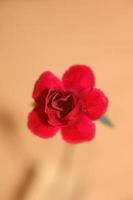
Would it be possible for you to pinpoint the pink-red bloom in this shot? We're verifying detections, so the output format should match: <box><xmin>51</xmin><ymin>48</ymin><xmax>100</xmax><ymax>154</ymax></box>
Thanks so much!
<box><xmin>28</xmin><ymin>65</ymin><xmax>108</xmax><ymax>144</ymax></box>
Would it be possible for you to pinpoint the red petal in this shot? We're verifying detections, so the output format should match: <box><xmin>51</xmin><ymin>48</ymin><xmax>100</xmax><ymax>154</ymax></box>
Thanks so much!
<box><xmin>62</xmin><ymin>65</ymin><xmax>95</xmax><ymax>93</ymax></box>
<box><xmin>28</xmin><ymin>109</ymin><xmax>59</xmax><ymax>138</ymax></box>
<box><xmin>81</xmin><ymin>88</ymin><xmax>108</xmax><ymax>120</ymax></box>
<box><xmin>33</xmin><ymin>71</ymin><xmax>63</xmax><ymax>100</ymax></box>
<box><xmin>62</xmin><ymin>100</ymin><xmax>81</xmax><ymax>125</ymax></box>
<box><xmin>61</xmin><ymin>115</ymin><xmax>95</xmax><ymax>144</ymax></box>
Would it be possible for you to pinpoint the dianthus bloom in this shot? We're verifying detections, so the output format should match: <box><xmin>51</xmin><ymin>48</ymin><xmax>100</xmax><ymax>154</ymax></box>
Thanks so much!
<box><xmin>28</xmin><ymin>65</ymin><xmax>108</xmax><ymax>144</ymax></box>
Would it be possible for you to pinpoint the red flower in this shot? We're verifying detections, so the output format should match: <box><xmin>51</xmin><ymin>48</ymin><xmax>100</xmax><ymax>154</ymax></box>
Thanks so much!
<box><xmin>28</xmin><ymin>65</ymin><xmax>108</xmax><ymax>144</ymax></box>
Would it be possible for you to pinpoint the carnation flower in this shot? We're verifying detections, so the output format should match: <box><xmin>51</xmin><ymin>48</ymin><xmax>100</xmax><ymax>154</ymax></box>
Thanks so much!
<box><xmin>28</xmin><ymin>64</ymin><xmax>108</xmax><ymax>144</ymax></box>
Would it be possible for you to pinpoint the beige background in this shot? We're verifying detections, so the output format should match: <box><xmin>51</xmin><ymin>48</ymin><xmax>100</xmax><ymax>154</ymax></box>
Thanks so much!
<box><xmin>0</xmin><ymin>0</ymin><xmax>133</xmax><ymax>199</ymax></box>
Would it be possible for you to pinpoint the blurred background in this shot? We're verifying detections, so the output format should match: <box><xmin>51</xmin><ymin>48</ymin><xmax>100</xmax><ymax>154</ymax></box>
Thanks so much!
<box><xmin>0</xmin><ymin>0</ymin><xmax>133</xmax><ymax>199</ymax></box>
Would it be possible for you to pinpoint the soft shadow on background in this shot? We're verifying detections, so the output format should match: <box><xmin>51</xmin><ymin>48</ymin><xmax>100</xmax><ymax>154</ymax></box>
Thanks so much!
<box><xmin>0</xmin><ymin>0</ymin><xmax>133</xmax><ymax>199</ymax></box>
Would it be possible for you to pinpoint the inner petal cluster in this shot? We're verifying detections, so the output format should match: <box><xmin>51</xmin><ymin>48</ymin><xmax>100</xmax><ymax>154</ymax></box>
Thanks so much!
<box><xmin>44</xmin><ymin>89</ymin><xmax>79</xmax><ymax>126</ymax></box>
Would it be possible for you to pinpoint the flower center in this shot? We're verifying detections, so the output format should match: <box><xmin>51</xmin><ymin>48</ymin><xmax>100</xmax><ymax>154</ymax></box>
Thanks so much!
<box><xmin>45</xmin><ymin>89</ymin><xmax>74</xmax><ymax>117</ymax></box>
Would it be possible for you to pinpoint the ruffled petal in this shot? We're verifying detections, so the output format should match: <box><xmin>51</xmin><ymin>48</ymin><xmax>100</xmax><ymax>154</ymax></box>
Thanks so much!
<box><xmin>28</xmin><ymin>108</ymin><xmax>59</xmax><ymax>138</ymax></box>
<box><xmin>33</xmin><ymin>71</ymin><xmax>63</xmax><ymax>100</ymax></box>
<box><xmin>62</xmin><ymin>65</ymin><xmax>95</xmax><ymax>93</ymax></box>
<box><xmin>81</xmin><ymin>88</ymin><xmax>108</xmax><ymax>120</ymax></box>
<box><xmin>61</xmin><ymin>115</ymin><xmax>95</xmax><ymax>144</ymax></box>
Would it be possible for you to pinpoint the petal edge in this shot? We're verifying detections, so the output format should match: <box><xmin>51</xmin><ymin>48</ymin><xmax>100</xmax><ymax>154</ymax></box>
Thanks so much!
<box><xmin>62</xmin><ymin>64</ymin><xmax>95</xmax><ymax>93</ymax></box>
<box><xmin>28</xmin><ymin>109</ymin><xmax>59</xmax><ymax>139</ymax></box>
<box><xmin>61</xmin><ymin>115</ymin><xmax>95</xmax><ymax>144</ymax></box>
<box><xmin>33</xmin><ymin>71</ymin><xmax>63</xmax><ymax>100</ymax></box>
<box><xmin>81</xmin><ymin>88</ymin><xmax>108</xmax><ymax>120</ymax></box>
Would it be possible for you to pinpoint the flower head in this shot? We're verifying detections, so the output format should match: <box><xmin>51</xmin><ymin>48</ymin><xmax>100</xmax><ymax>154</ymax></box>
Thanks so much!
<box><xmin>28</xmin><ymin>64</ymin><xmax>108</xmax><ymax>144</ymax></box>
